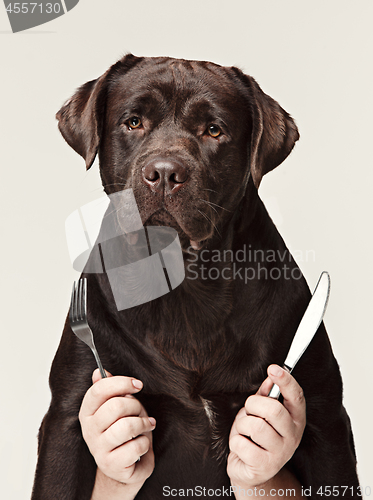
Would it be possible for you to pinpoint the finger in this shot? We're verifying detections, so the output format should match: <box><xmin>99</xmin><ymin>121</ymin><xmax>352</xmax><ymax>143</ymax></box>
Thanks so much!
<box><xmin>128</xmin><ymin>442</ymin><xmax>155</xmax><ymax>482</ymax></box>
<box><xmin>227</xmin><ymin>451</ymin><xmax>252</xmax><ymax>484</ymax></box>
<box><xmin>245</xmin><ymin>394</ymin><xmax>293</xmax><ymax>438</ymax></box>
<box><xmin>227</xmin><ymin>451</ymin><xmax>242</xmax><ymax>483</ymax></box>
<box><xmin>235</xmin><ymin>414</ymin><xmax>282</xmax><ymax>453</ymax></box>
<box><xmin>80</xmin><ymin>376</ymin><xmax>143</xmax><ymax>418</ymax></box>
<box><xmin>267</xmin><ymin>365</ymin><xmax>306</xmax><ymax>425</ymax></box>
<box><xmin>229</xmin><ymin>433</ymin><xmax>269</xmax><ymax>469</ymax></box>
<box><xmin>107</xmin><ymin>434</ymin><xmax>152</xmax><ymax>473</ymax></box>
<box><xmin>94</xmin><ymin>396</ymin><xmax>144</xmax><ymax>433</ymax></box>
<box><xmin>257</xmin><ymin>376</ymin><xmax>274</xmax><ymax>397</ymax></box>
<box><xmin>92</xmin><ymin>368</ymin><xmax>112</xmax><ymax>384</ymax></box>
<box><xmin>103</xmin><ymin>416</ymin><xmax>156</xmax><ymax>452</ymax></box>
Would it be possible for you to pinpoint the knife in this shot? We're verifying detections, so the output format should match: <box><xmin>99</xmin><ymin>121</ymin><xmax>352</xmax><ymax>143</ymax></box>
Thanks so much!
<box><xmin>268</xmin><ymin>271</ymin><xmax>331</xmax><ymax>399</ymax></box>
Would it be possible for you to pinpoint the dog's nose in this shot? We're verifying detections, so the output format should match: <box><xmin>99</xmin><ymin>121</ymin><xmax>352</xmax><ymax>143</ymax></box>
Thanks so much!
<box><xmin>142</xmin><ymin>159</ymin><xmax>188</xmax><ymax>195</ymax></box>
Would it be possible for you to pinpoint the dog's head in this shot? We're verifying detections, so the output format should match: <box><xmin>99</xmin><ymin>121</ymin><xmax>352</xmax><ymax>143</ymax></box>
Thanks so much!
<box><xmin>57</xmin><ymin>54</ymin><xmax>299</xmax><ymax>251</ymax></box>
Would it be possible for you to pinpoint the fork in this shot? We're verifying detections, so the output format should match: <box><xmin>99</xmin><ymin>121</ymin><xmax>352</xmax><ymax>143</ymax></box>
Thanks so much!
<box><xmin>69</xmin><ymin>278</ymin><xmax>107</xmax><ymax>378</ymax></box>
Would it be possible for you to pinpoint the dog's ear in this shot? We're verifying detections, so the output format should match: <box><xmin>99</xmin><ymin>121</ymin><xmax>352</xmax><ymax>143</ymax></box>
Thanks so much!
<box><xmin>56</xmin><ymin>76</ymin><xmax>107</xmax><ymax>169</ymax></box>
<box><xmin>232</xmin><ymin>68</ymin><xmax>300</xmax><ymax>188</ymax></box>
<box><xmin>56</xmin><ymin>53</ymin><xmax>142</xmax><ymax>169</ymax></box>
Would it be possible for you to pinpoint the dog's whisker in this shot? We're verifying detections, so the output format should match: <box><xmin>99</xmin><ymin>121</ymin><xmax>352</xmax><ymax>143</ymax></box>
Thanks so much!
<box><xmin>199</xmin><ymin>199</ymin><xmax>219</xmax><ymax>215</ymax></box>
<box><xmin>202</xmin><ymin>188</ymin><xmax>219</xmax><ymax>195</ymax></box>
<box><xmin>197</xmin><ymin>208</ymin><xmax>209</xmax><ymax>222</ymax></box>
<box><xmin>102</xmin><ymin>182</ymin><xmax>128</xmax><ymax>189</ymax></box>
<box><xmin>103</xmin><ymin>203</ymin><xmax>133</xmax><ymax>219</ymax></box>
<box><xmin>197</xmin><ymin>209</ymin><xmax>222</xmax><ymax>239</ymax></box>
<box><xmin>206</xmin><ymin>200</ymin><xmax>232</xmax><ymax>213</ymax></box>
<box><xmin>199</xmin><ymin>198</ymin><xmax>232</xmax><ymax>214</ymax></box>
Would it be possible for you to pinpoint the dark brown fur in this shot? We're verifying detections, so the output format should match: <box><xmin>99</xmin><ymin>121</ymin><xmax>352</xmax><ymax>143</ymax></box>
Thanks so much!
<box><xmin>31</xmin><ymin>54</ymin><xmax>360</xmax><ymax>499</ymax></box>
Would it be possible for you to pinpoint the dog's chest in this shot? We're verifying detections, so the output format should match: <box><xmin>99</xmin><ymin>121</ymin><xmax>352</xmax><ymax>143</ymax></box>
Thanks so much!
<box><xmin>197</xmin><ymin>390</ymin><xmax>247</xmax><ymax>461</ymax></box>
<box><xmin>200</xmin><ymin>396</ymin><xmax>215</xmax><ymax>426</ymax></box>
<box><xmin>149</xmin><ymin>382</ymin><xmax>247</xmax><ymax>463</ymax></box>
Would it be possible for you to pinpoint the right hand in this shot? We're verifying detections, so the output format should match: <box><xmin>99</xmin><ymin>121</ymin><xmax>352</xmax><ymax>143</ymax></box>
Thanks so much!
<box><xmin>79</xmin><ymin>369</ymin><xmax>156</xmax><ymax>486</ymax></box>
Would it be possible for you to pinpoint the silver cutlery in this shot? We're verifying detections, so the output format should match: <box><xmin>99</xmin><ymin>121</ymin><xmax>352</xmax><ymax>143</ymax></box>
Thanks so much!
<box><xmin>268</xmin><ymin>271</ymin><xmax>331</xmax><ymax>399</ymax></box>
<box><xmin>69</xmin><ymin>278</ymin><xmax>107</xmax><ymax>379</ymax></box>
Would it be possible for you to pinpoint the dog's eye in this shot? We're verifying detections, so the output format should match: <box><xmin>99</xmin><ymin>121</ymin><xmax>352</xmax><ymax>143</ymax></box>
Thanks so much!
<box><xmin>128</xmin><ymin>116</ymin><xmax>142</xmax><ymax>129</ymax></box>
<box><xmin>207</xmin><ymin>125</ymin><xmax>222</xmax><ymax>138</ymax></box>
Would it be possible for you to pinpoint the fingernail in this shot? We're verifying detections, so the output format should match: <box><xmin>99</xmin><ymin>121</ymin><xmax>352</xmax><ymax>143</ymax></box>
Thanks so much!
<box><xmin>148</xmin><ymin>417</ymin><xmax>156</xmax><ymax>427</ymax></box>
<box><xmin>132</xmin><ymin>379</ymin><xmax>143</xmax><ymax>390</ymax></box>
<box><xmin>269</xmin><ymin>365</ymin><xmax>283</xmax><ymax>377</ymax></box>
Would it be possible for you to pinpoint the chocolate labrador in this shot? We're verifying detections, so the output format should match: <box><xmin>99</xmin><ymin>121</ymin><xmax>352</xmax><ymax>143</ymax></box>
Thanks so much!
<box><xmin>31</xmin><ymin>54</ymin><xmax>360</xmax><ymax>499</ymax></box>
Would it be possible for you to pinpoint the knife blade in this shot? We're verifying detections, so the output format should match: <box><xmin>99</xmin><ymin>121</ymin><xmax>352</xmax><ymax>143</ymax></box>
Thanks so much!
<box><xmin>268</xmin><ymin>271</ymin><xmax>331</xmax><ymax>399</ymax></box>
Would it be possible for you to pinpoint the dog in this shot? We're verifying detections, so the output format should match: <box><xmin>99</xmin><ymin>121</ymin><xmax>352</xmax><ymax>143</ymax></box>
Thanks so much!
<box><xmin>31</xmin><ymin>54</ymin><xmax>360</xmax><ymax>499</ymax></box>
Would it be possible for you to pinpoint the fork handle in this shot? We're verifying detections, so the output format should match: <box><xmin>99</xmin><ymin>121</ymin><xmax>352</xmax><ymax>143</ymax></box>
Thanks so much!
<box><xmin>91</xmin><ymin>348</ymin><xmax>107</xmax><ymax>378</ymax></box>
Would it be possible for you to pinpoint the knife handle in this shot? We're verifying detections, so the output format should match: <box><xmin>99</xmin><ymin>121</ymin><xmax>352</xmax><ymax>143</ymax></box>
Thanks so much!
<box><xmin>267</xmin><ymin>365</ymin><xmax>291</xmax><ymax>400</ymax></box>
<box><xmin>268</xmin><ymin>383</ymin><xmax>281</xmax><ymax>399</ymax></box>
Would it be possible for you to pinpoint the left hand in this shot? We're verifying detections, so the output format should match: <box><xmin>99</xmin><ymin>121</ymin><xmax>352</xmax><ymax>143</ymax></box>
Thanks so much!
<box><xmin>227</xmin><ymin>365</ymin><xmax>306</xmax><ymax>489</ymax></box>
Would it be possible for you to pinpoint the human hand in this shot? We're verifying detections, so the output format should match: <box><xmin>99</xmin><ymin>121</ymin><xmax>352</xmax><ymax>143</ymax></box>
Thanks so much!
<box><xmin>79</xmin><ymin>369</ymin><xmax>155</xmax><ymax>487</ymax></box>
<box><xmin>227</xmin><ymin>365</ymin><xmax>306</xmax><ymax>490</ymax></box>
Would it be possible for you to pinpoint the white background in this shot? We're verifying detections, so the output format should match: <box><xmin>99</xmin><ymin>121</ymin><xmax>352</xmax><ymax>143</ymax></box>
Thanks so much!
<box><xmin>1</xmin><ymin>1</ymin><xmax>372</xmax><ymax>498</ymax></box>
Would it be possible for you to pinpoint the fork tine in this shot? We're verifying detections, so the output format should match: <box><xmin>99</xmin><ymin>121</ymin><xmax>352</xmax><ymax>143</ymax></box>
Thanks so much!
<box><xmin>70</xmin><ymin>281</ymin><xmax>76</xmax><ymax>322</ymax></box>
<box><xmin>82</xmin><ymin>278</ymin><xmax>87</xmax><ymax>320</ymax></box>
<box><xmin>77</xmin><ymin>279</ymin><xmax>83</xmax><ymax>320</ymax></box>
<box><xmin>69</xmin><ymin>278</ymin><xmax>107</xmax><ymax>378</ymax></box>
<box><xmin>75</xmin><ymin>280</ymin><xmax>80</xmax><ymax>321</ymax></box>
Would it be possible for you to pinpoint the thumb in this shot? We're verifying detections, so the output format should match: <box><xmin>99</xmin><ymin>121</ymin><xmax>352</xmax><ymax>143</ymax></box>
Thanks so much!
<box><xmin>92</xmin><ymin>368</ymin><xmax>112</xmax><ymax>384</ymax></box>
<box><xmin>256</xmin><ymin>375</ymin><xmax>274</xmax><ymax>396</ymax></box>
